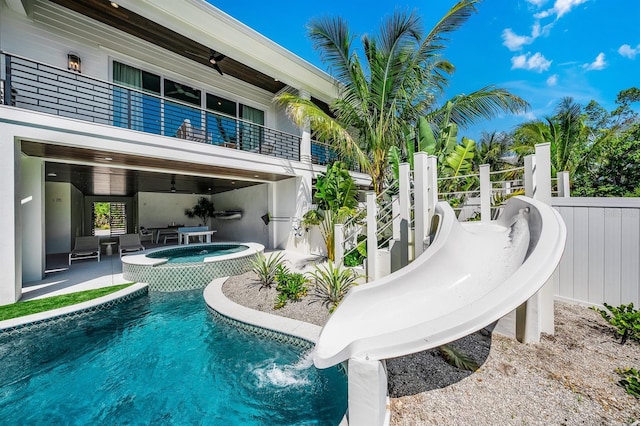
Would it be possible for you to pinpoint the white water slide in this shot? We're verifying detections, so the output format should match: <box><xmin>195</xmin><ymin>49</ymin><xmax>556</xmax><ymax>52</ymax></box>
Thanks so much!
<box><xmin>313</xmin><ymin>196</ymin><xmax>567</xmax><ymax>369</ymax></box>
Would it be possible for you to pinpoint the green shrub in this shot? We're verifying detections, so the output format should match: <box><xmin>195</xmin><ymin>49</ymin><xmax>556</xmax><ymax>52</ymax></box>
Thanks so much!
<box><xmin>616</xmin><ymin>367</ymin><xmax>640</xmax><ymax>398</ymax></box>
<box><xmin>307</xmin><ymin>261</ymin><xmax>360</xmax><ymax>313</ymax></box>
<box><xmin>250</xmin><ymin>252</ymin><xmax>286</xmax><ymax>289</ymax></box>
<box><xmin>590</xmin><ymin>303</ymin><xmax>640</xmax><ymax>344</ymax></box>
<box><xmin>274</xmin><ymin>269</ymin><xmax>309</xmax><ymax>309</ymax></box>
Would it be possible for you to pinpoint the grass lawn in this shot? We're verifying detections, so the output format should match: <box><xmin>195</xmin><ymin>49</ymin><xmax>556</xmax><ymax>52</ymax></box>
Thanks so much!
<box><xmin>0</xmin><ymin>283</ymin><xmax>134</xmax><ymax>321</ymax></box>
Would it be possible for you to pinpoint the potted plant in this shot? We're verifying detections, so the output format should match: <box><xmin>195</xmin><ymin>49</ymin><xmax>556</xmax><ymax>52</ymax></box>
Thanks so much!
<box><xmin>184</xmin><ymin>197</ymin><xmax>215</xmax><ymax>227</ymax></box>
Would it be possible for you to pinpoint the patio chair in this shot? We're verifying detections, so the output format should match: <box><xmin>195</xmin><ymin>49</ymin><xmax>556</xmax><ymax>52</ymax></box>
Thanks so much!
<box><xmin>119</xmin><ymin>234</ymin><xmax>145</xmax><ymax>257</ymax></box>
<box><xmin>139</xmin><ymin>227</ymin><xmax>154</xmax><ymax>243</ymax></box>
<box><xmin>69</xmin><ymin>236</ymin><xmax>101</xmax><ymax>265</ymax></box>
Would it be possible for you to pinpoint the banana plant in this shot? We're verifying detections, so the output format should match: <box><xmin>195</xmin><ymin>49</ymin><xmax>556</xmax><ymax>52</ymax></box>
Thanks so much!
<box><xmin>302</xmin><ymin>162</ymin><xmax>359</xmax><ymax>261</ymax></box>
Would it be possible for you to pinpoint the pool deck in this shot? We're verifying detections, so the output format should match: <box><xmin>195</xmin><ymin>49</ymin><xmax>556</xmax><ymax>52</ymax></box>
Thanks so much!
<box><xmin>4</xmin><ymin>248</ymin><xmax>326</xmax><ymax>334</ymax></box>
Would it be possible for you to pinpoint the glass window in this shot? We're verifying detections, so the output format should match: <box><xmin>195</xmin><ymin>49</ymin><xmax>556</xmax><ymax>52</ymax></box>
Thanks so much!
<box><xmin>164</xmin><ymin>79</ymin><xmax>201</xmax><ymax>106</ymax></box>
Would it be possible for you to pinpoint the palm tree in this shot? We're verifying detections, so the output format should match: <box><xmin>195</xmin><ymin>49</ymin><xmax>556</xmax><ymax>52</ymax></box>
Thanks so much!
<box><xmin>512</xmin><ymin>97</ymin><xmax>604</xmax><ymax>177</ymax></box>
<box><xmin>275</xmin><ymin>0</ymin><xmax>529</xmax><ymax>194</ymax></box>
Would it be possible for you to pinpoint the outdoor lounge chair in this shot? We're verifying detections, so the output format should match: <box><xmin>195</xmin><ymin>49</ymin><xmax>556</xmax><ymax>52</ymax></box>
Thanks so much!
<box><xmin>118</xmin><ymin>234</ymin><xmax>145</xmax><ymax>257</ymax></box>
<box><xmin>139</xmin><ymin>227</ymin><xmax>154</xmax><ymax>243</ymax></box>
<box><xmin>69</xmin><ymin>236</ymin><xmax>101</xmax><ymax>265</ymax></box>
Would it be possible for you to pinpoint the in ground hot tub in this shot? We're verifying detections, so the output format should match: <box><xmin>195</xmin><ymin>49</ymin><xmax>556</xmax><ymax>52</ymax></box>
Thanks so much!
<box><xmin>121</xmin><ymin>243</ymin><xmax>263</xmax><ymax>292</ymax></box>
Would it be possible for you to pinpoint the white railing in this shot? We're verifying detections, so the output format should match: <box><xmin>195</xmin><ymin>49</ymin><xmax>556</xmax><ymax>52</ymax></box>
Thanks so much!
<box><xmin>335</xmin><ymin>143</ymin><xmax>567</xmax><ymax>282</ymax></box>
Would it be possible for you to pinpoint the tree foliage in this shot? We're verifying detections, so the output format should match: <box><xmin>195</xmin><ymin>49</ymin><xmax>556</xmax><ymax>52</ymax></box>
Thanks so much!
<box><xmin>276</xmin><ymin>1</ymin><xmax>528</xmax><ymax>194</ymax></box>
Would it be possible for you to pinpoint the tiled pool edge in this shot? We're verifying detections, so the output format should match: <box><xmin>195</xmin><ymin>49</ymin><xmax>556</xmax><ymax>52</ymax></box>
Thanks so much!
<box><xmin>203</xmin><ymin>278</ymin><xmax>322</xmax><ymax>347</ymax></box>
<box><xmin>123</xmin><ymin>243</ymin><xmax>263</xmax><ymax>291</ymax></box>
<box><xmin>0</xmin><ymin>283</ymin><xmax>149</xmax><ymax>335</ymax></box>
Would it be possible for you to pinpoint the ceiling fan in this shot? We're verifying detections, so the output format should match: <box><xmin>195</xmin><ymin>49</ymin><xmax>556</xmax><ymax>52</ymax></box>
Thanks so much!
<box><xmin>208</xmin><ymin>50</ymin><xmax>226</xmax><ymax>76</ymax></box>
<box><xmin>185</xmin><ymin>48</ymin><xmax>226</xmax><ymax>76</ymax></box>
<box><xmin>165</xmin><ymin>82</ymin><xmax>199</xmax><ymax>99</ymax></box>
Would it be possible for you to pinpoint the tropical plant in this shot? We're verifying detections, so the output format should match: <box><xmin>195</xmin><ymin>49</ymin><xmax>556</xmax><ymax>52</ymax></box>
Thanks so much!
<box><xmin>184</xmin><ymin>197</ymin><xmax>215</xmax><ymax>227</ymax></box>
<box><xmin>616</xmin><ymin>367</ymin><xmax>640</xmax><ymax>398</ymax></box>
<box><xmin>438</xmin><ymin>344</ymin><xmax>479</xmax><ymax>371</ymax></box>
<box><xmin>275</xmin><ymin>1</ymin><xmax>528</xmax><ymax>195</ymax></box>
<box><xmin>590</xmin><ymin>302</ymin><xmax>640</xmax><ymax>344</ymax></box>
<box><xmin>274</xmin><ymin>264</ymin><xmax>309</xmax><ymax>309</ymax></box>
<box><xmin>304</xmin><ymin>162</ymin><xmax>359</xmax><ymax>260</ymax></box>
<box><xmin>250</xmin><ymin>251</ymin><xmax>286</xmax><ymax>289</ymax></box>
<box><xmin>308</xmin><ymin>261</ymin><xmax>360</xmax><ymax>312</ymax></box>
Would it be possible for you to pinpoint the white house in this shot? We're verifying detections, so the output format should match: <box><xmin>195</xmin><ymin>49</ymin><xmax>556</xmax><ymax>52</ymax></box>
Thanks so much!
<box><xmin>0</xmin><ymin>0</ymin><xmax>370</xmax><ymax>305</ymax></box>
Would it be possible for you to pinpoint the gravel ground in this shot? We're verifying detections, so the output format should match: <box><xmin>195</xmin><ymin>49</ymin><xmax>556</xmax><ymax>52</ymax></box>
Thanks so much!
<box><xmin>222</xmin><ymin>264</ymin><xmax>640</xmax><ymax>425</ymax></box>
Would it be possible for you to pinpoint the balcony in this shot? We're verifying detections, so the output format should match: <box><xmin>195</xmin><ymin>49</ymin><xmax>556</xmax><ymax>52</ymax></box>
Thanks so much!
<box><xmin>1</xmin><ymin>52</ymin><xmax>310</xmax><ymax>161</ymax></box>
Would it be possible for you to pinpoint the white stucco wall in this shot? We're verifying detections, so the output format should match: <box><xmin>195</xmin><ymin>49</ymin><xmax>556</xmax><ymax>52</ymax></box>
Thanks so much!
<box><xmin>21</xmin><ymin>156</ymin><xmax>45</xmax><ymax>282</ymax></box>
<box><xmin>45</xmin><ymin>182</ymin><xmax>72</xmax><ymax>254</ymax></box>
<box><xmin>137</xmin><ymin>192</ymin><xmax>210</xmax><ymax>229</ymax></box>
<box><xmin>212</xmin><ymin>184</ymin><xmax>270</xmax><ymax>247</ymax></box>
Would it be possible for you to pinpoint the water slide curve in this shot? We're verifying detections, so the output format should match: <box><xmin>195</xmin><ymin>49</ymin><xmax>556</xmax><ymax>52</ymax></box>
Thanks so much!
<box><xmin>313</xmin><ymin>196</ymin><xmax>566</xmax><ymax>369</ymax></box>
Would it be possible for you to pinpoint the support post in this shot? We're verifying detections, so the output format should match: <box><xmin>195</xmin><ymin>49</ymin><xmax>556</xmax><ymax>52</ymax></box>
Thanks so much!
<box><xmin>397</xmin><ymin>163</ymin><xmax>410</xmax><ymax>268</ymax></box>
<box><xmin>512</xmin><ymin>143</ymin><xmax>555</xmax><ymax>342</ymax></box>
<box><xmin>365</xmin><ymin>191</ymin><xmax>377</xmax><ymax>282</ymax></box>
<box><xmin>479</xmin><ymin>164</ymin><xmax>491</xmax><ymax>221</ymax></box>
<box><xmin>298</xmin><ymin>89</ymin><xmax>312</xmax><ymax>163</ymax></box>
<box><xmin>426</xmin><ymin>155</ymin><xmax>438</xmax><ymax>235</ymax></box>
<box><xmin>334</xmin><ymin>223</ymin><xmax>344</xmax><ymax>267</ymax></box>
<box><xmin>534</xmin><ymin>143</ymin><xmax>552</xmax><ymax>204</ymax></box>
<box><xmin>557</xmin><ymin>171</ymin><xmax>570</xmax><ymax>197</ymax></box>
<box><xmin>413</xmin><ymin>153</ymin><xmax>428</xmax><ymax>258</ymax></box>
<box><xmin>347</xmin><ymin>357</ymin><xmax>389</xmax><ymax>426</ymax></box>
<box><xmin>524</xmin><ymin>154</ymin><xmax>535</xmax><ymax>198</ymax></box>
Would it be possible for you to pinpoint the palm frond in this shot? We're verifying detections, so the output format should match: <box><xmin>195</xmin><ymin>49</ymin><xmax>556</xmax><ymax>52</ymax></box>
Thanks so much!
<box><xmin>438</xmin><ymin>344</ymin><xmax>479</xmax><ymax>371</ymax></box>
<box><xmin>427</xmin><ymin>86</ymin><xmax>530</xmax><ymax>129</ymax></box>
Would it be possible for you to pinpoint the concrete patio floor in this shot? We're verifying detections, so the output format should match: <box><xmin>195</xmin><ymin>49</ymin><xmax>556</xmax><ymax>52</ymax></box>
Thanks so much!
<box><xmin>21</xmin><ymin>246</ymin><xmax>326</xmax><ymax>302</ymax></box>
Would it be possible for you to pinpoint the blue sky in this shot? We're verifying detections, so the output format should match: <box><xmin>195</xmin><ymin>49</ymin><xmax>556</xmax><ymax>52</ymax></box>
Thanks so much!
<box><xmin>208</xmin><ymin>0</ymin><xmax>640</xmax><ymax>141</ymax></box>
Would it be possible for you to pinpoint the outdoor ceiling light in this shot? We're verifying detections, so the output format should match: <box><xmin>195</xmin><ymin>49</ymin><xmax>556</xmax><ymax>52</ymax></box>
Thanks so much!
<box><xmin>67</xmin><ymin>52</ymin><xmax>81</xmax><ymax>73</ymax></box>
<box><xmin>110</xmin><ymin>2</ymin><xmax>119</xmax><ymax>8</ymax></box>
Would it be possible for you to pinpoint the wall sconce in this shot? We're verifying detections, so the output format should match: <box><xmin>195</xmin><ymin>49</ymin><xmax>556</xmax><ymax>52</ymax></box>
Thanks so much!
<box><xmin>67</xmin><ymin>52</ymin><xmax>81</xmax><ymax>73</ymax></box>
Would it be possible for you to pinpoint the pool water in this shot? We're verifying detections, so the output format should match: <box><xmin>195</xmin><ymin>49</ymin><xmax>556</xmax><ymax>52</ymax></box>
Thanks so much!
<box><xmin>148</xmin><ymin>244</ymin><xmax>248</xmax><ymax>263</ymax></box>
<box><xmin>0</xmin><ymin>290</ymin><xmax>347</xmax><ymax>425</ymax></box>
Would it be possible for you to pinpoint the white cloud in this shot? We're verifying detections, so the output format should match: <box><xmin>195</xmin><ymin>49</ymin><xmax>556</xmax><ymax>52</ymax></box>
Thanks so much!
<box><xmin>546</xmin><ymin>74</ymin><xmax>558</xmax><ymax>86</ymax></box>
<box><xmin>502</xmin><ymin>28</ymin><xmax>533</xmax><ymax>51</ymax></box>
<box><xmin>511</xmin><ymin>52</ymin><xmax>553</xmax><ymax>72</ymax></box>
<box><xmin>618</xmin><ymin>43</ymin><xmax>640</xmax><ymax>59</ymax></box>
<box><xmin>534</xmin><ymin>0</ymin><xmax>589</xmax><ymax>20</ymax></box>
<box><xmin>583</xmin><ymin>52</ymin><xmax>606</xmax><ymax>70</ymax></box>
<box><xmin>502</xmin><ymin>22</ymin><xmax>553</xmax><ymax>51</ymax></box>
<box><xmin>526</xmin><ymin>0</ymin><xmax>548</xmax><ymax>6</ymax></box>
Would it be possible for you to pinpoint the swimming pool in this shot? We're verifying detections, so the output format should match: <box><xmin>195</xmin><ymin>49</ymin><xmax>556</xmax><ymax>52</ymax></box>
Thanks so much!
<box><xmin>122</xmin><ymin>243</ymin><xmax>263</xmax><ymax>291</ymax></box>
<box><xmin>147</xmin><ymin>244</ymin><xmax>248</xmax><ymax>263</ymax></box>
<box><xmin>0</xmin><ymin>290</ymin><xmax>347</xmax><ymax>424</ymax></box>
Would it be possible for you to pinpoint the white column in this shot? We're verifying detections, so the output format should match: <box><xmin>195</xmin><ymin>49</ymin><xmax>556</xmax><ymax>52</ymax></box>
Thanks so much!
<box><xmin>21</xmin><ymin>156</ymin><xmax>45</xmax><ymax>282</ymax></box>
<box><xmin>557</xmin><ymin>171</ymin><xmax>570</xmax><ymax>197</ymax></box>
<box><xmin>534</xmin><ymin>143</ymin><xmax>552</xmax><ymax>204</ymax></box>
<box><xmin>298</xmin><ymin>89</ymin><xmax>312</xmax><ymax>164</ymax></box>
<box><xmin>397</xmin><ymin>163</ymin><xmax>410</xmax><ymax>268</ymax></box>
<box><xmin>365</xmin><ymin>191</ymin><xmax>377</xmax><ymax>281</ymax></box>
<box><xmin>347</xmin><ymin>357</ymin><xmax>389</xmax><ymax>426</ymax></box>
<box><xmin>334</xmin><ymin>223</ymin><xmax>344</xmax><ymax>267</ymax></box>
<box><xmin>426</xmin><ymin>155</ymin><xmax>438</xmax><ymax>235</ymax></box>
<box><xmin>479</xmin><ymin>164</ymin><xmax>491</xmax><ymax>221</ymax></box>
<box><xmin>524</xmin><ymin>154</ymin><xmax>535</xmax><ymax>198</ymax></box>
<box><xmin>0</xmin><ymin>134</ymin><xmax>21</xmax><ymax>305</ymax></box>
<box><xmin>514</xmin><ymin>143</ymin><xmax>554</xmax><ymax>341</ymax></box>
<box><xmin>413</xmin><ymin>153</ymin><xmax>428</xmax><ymax>258</ymax></box>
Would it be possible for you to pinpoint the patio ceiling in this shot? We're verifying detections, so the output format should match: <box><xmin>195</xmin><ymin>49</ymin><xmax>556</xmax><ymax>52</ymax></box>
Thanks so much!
<box><xmin>22</xmin><ymin>141</ymin><xmax>288</xmax><ymax>196</ymax></box>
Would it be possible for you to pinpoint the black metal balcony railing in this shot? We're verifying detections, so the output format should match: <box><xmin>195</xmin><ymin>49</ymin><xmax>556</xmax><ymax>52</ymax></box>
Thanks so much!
<box><xmin>2</xmin><ymin>52</ymin><xmax>304</xmax><ymax>161</ymax></box>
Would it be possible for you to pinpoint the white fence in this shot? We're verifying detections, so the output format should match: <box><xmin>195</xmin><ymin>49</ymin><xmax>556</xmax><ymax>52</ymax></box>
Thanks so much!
<box><xmin>551</xmin><ymin>197</ymin><xmax>640</xmax><ymax>307</ymax></box>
